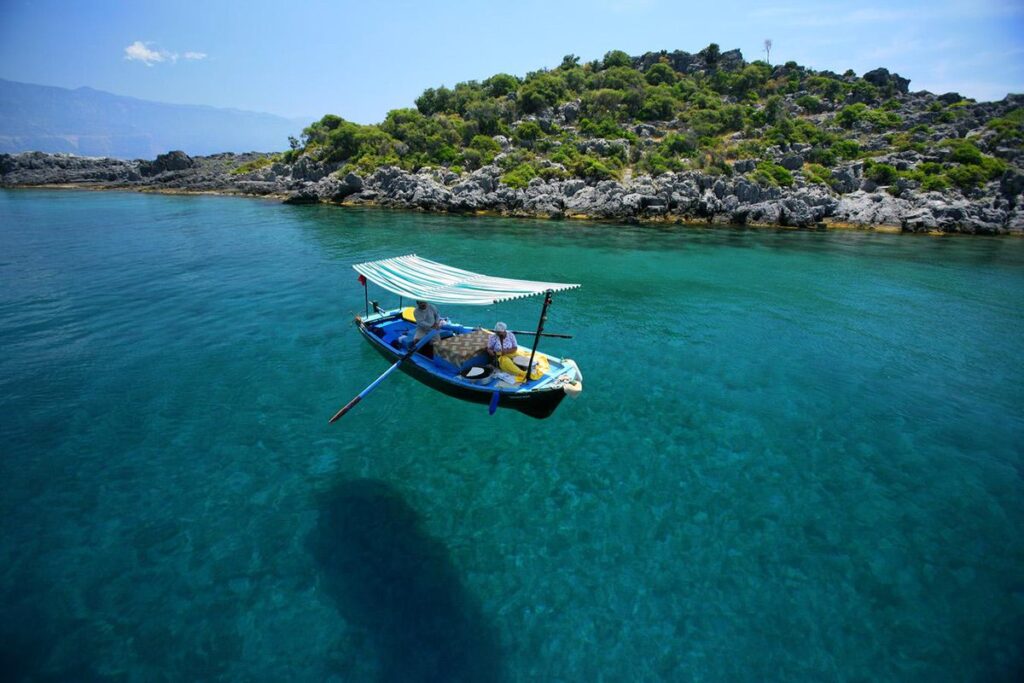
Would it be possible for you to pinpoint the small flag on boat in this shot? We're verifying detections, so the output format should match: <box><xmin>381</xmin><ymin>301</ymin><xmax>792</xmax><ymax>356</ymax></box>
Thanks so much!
<box><xmin>357</xmin><ymin>274</ymin><xmax>367</xmax><ymax>286</ymax></box>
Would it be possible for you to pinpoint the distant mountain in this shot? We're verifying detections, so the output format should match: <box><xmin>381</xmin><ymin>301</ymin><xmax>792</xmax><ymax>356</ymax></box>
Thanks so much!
<box><xmin>0</xmin><ymin>79</ymin><xmax>309</xmax><ymax>159</ymax></box>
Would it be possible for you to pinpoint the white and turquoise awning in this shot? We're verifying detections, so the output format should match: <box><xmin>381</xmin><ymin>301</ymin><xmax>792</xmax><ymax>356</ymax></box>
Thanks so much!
<box><xmin>353</xmin><ymin>254</ymin><xmax>580</xmax><ymax>305</ymax></box>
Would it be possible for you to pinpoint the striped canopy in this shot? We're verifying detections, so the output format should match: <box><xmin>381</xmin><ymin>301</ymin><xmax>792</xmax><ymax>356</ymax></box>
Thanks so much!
<box><xmin>353</xmin><ymin>254</ymin><xmax>580</xmax><ymax>305</ymax></box>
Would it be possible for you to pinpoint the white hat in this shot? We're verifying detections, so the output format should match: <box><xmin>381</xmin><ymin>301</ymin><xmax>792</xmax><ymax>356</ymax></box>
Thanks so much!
<box><xmin>494</xmin><ymin>321</ymin><xmax>507</xmax><ymax>332</ymax></box>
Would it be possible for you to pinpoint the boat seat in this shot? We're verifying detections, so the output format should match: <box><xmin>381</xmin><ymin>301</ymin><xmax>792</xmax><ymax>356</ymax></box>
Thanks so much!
<box><xmin>434</xmin><ymin>329</ymin><xmax>490</xmax><ymax>367</ymax></box>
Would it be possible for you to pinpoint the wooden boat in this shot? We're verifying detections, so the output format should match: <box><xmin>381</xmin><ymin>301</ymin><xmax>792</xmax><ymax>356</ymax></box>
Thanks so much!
<box><xmin>352</xmin><ymin>255</ymin><xmax>583</xmax><ymax>419</ymax></box>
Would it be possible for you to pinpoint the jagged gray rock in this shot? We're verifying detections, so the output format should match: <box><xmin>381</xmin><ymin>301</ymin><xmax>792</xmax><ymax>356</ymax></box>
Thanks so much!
<box><xmin>140</xmin><ymin>150</ymin><xmax>195</xmax><ymax>176</ymax></box>
<box><xmin>2</xmin><ymin>151</ymin><xmax>1021</xmax><ymax>234</ymax></box>
<box><xmin>780</xmin><ymin>155</ymin><xmax>804</xmax><ymax>171</ymax></box>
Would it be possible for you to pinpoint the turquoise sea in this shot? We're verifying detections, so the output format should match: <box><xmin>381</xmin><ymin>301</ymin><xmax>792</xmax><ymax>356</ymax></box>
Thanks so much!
<box><xmin>1</xmin><ymin>188</ymin><xmax>1022</xmax><ymax>681</ymax></box>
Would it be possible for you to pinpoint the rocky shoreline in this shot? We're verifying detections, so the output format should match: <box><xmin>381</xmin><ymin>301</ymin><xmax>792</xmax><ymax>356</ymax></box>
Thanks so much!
<box><xmin>3</xmin><ymin>143</ymin><xmax>1022</xmax><ymax>234</ymax></box>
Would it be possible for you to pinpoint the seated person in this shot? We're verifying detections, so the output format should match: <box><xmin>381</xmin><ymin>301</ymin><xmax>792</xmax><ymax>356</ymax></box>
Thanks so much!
<box><xmin>487</xmin><ymin>321</ymin><xmax>526</xmax><ymax>378</ymax></box>
<box><xmin>488</xmin><ymin>322</ymin><xmax>548</xmax><ymax>382</ymax></box>
<box><xmin>487</xmin><ymin>321</ymin><xmax>517</xmax><ymax>362</ymax></box>
<box><xmin>400</xmin><ymin>299</ymin><xmax>446</xmax><ymax>349</ymax></box>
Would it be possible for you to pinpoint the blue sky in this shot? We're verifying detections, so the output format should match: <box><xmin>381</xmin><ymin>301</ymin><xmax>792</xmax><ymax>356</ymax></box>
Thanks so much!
<box><xmin>1</xmin><ymin>0</ymin><xmax>1022</xmax><ymax>124</ymax></box>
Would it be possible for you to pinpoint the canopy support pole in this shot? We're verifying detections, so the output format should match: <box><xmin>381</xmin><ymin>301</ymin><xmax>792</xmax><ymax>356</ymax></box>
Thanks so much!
<box><xmin>525</xmin><ymin>289</ymin><xmax>552</xmax><ymax>382</ymax></box>
<box><xmin>363</xmin><ymin>280</ymin><xmax>369</xmax><ymax>316</ymax></box>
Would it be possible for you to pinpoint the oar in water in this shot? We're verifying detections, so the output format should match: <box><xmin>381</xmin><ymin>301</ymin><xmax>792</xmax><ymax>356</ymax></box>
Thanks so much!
<box><xmin>488</xmin><ymin>388</ymin><xmax>500</xmax><ymax>415</ymax></box>
<box><xmin>328</xmin><ymin>330</ymin><xmax>438</xmax><ymax>424</ymax></box>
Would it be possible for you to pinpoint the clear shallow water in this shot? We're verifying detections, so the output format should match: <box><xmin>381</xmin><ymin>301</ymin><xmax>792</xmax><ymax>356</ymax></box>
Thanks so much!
<box><xmin>1</xmin><ymin>188</ymin><xmax>1022</xmax><ymax>681</ymax></box>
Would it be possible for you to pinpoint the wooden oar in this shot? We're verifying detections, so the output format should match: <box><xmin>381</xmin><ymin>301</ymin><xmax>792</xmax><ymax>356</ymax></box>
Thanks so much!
<box><xmin>328</xmin><ymin>330</ymin><xmax>438</xmax><ymax>424</ymax></box>
<box><xmin>508</xmin><ymin>330</ymin><xmax>573</xmax><ymax>339</ymax></box>
<box><xmin>479</xmin><ymin>327</ymin><xmax>573</xmax><ymax>340</ymax></box>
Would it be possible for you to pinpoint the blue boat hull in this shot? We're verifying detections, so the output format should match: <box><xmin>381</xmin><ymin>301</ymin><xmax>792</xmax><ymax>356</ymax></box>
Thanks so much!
<box><xmin>356</xmin><ymin>313</ymin><xmax>572</xmax><ymax>419</ymax></box>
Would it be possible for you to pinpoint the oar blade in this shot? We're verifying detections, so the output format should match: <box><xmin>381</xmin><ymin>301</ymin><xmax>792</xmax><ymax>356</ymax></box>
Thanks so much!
<box><xmin>488</xmin><ymin>390</ymin><xmax>500</xmax><ymax>415</ymax></box>
<box><xmin>328</xmin><ymin>396</ymin><xmax>361</xmax><ymax>423</ymax></box>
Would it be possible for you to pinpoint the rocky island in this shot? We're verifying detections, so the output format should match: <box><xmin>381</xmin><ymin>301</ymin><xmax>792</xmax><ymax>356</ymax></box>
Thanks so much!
<box><xmin>3</xmin><ymin>46</ymin><xmax>1022</xmax><ymax>233</ymax></box>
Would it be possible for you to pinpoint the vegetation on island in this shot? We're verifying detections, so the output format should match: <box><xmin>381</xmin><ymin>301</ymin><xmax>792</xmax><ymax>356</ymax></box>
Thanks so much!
<box><xmin>276</xmin><ymin>44</ymin><xmax>1020</xmax><ymax>195</ymax></box>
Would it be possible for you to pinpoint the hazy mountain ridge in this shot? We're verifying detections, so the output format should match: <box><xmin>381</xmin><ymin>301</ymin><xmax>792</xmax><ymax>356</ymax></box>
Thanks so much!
<box><xmin>0</xmin><ymin>79</ymin><xmax>306</xmax><ymax>159</ymax></box>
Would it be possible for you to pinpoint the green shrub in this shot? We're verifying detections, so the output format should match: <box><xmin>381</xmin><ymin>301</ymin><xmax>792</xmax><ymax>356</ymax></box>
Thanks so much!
<box><xmin>461</xmin><ymin>148</ymin><xmax>483</xmax><ymax>170</ymax></box>
<box><xmin>230</xmin><ymin>156</ymin><xmax>277</xmax><ymax>175</ymax></box>
<box><xmin>592</xmin><ymin>66</ymin><xmax>645</xmax><ymax>92</ymax></box>
<box><xmin>484</xmin><ymin>73</ymin><xmax>519</xmax><ymax>97</ymax></box>
<box><xmin>807</xmin><ymin>75</ymin><xmax>846</xmax><ymax>101</ymax></box>
<box><xmin>979</xmin><ymin>155</ymin><xmax>1009</xmax><ymax>180</ymax></box>
<box><xmin>639</xmin><ymin>89</ymin><xmax>678</xmax><ymax>121</ymax></box>
<box><xmin>986</xmin><ymin>108</ymin><xmax>1024</xmax><ymax>145</ymax></box>
<box><xmin>469</xmin><ymin>134</ymin><xmax>501</xmax><ymax>155</ymax></box>
<box><xmin>807</xmin><ymin>147</ymin><xmax>837</xmax><ymax>167</ymax></box>
<box><xmin>660</xmin><ymin>132</ymin><xmax>697</xmax><ymax>157</ymax></box>
<box><xmin>638</xmin><ymin>152</ymin><xmax>674</xmax><ymax>175</ymax></box>
<box><xmin>578</xmin><ymin>117</ymin><xmax>631</xmax><ymax>140</ymax></box>
<box><xmin>569</xmin><ymin>154</ymin><xmax>618</xmax><ymax>181</ymax></box>
<box><xmin>764</xmin><ymin>95</ymin><xmax>785</xmax><ymax>125</ymax></box>
<box><xmin>751</xmin><ymin>161</ymin><xmax>794</xmax><ymax>186</ymax></box>
<box><xmin>920</xmin><ymin>175</ymin><xmax>950</xmax><ymax>192</ymax></box>
<box><xmin>645</xmin><ymin>62</ymin><xmax>677</xmax><ymax>86</ymax></box>
<box><xmin>415</xmin><ymin>87</ymin><xmax>455</xmax><ymax>115</ymax></box>
<box><xmin>888</xmin><ymin>132</ymin><xmax>925</xmax><ymax>153</ymax></box>
<box><xmin>512</xmin><ymin>121</ymin><xmax>544</xmax><ymax>145</ymax></box>
<box><xmin>517</xmin><ymin>73</ymin><xmax>565</xmax><ymax>113</ymax></box>
<box><xmin>602</xmin><ymin>50</ymin><xmax>632</xmax><ymax>69</ymax></box>
<box><xmin>849</xmin><ymin>80</ymin><xmax>879</xmax><ymax>103</ymax></box>
<box><xmin>831</xmin><ymin>139</ymin><xmax>861</xmax><ymax>159</ymax></box>
<box><xmin>795</xmin><ymin>95</ymin><xmax>824</xmax><ymax>113</ymax></box>
<box><xmin>866</xmin><ymin>162</ymin><xmax>898</xmax><ymax>185</ymax></box>
<box><xmin>943</xmin><ymin>139</ymin><xmax>983</xmax><ymax>165</ymax></box>
<box><xmin>864</xmin><ymin>109</ymin><xmax>902</xmax><ymax>129</ymax></box>
<box><xmin>804</xmin><ymin>163</ymin><xmax>831</xmax><ymax>186</ymax></box>
<box><xmin>945</xmin><ymin>164</ymin><xmax>986</xmax><ymax>190</ymax></box>
<box><xmin>501</xmin><ymin>162</ymin><xmax>538</xmax><ymax>188</ymax></box>
<box><xmin>835</xmin><ymin>103</ymin><xmax>867</xmax><ymax>128</ymax></box>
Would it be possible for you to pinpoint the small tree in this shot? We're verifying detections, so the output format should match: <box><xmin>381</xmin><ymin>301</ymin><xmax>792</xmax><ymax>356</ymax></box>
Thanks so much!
<box><xmin>704</xmin><ymin>43</ymin><xmax>721</xmax><ymax>66</ymax></box>
<box><xmin>764</xmin><ymin>39</ymin><xmax>772</xmax><ymax>65</ymax></box>
<box><xmin>560</xmin><ymin>54</ymin><xmax>580</xmax><ymax>70</ymax></box>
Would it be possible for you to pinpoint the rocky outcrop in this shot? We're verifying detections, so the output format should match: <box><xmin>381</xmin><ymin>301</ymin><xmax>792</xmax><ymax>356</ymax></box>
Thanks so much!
<box><xmin>862</xmin><ymin>68</ymin><xmax>911</xmax><ymax>95</ymax></box>
<box><xmin>0</xmin><ymin>151</ymin><xmax>142</xmax><ymax>184</ymax></box>
<box><xmin>139</xmin><ymin>150</ymin><xmax>195</xmax><ymax>176</ymax></box>
<box><xmin>2</xmin><ymin>149</ymin><xmax>1022</xmax><ymax>234</ymax></box>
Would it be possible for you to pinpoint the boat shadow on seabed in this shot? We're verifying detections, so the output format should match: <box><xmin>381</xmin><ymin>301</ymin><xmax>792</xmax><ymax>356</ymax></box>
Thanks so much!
<box><xmin>308</xmin><ymin>478</ymin><xmax>503</xmax><ymax>683</ymax></box>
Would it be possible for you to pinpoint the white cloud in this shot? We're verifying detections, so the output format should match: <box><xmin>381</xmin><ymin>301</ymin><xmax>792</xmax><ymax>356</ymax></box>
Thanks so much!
<box><xmin>124</xmin><ymin>41</ymin><xmax>207</xmax><ymax>66</ymax></box>
<box><xmin>124</xmin><ymin>41</ymin><xmax>166</xmax><ymax>66</ymax></box>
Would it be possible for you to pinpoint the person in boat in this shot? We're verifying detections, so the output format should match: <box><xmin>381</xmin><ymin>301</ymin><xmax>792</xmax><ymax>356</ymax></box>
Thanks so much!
<box><xmin>488</xmin><ymin>322</ymin><xmax>549</xmax><ymax>382</ymax></box>
<box><xmin>487</xmin><ymin>321</ymin><xmax>518</xmax><ymax>363</ymax></box>
<box><xmin>401</xmin><ymin>299</ymin><xmax>443</xmax><ymax>349</ymax></box>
